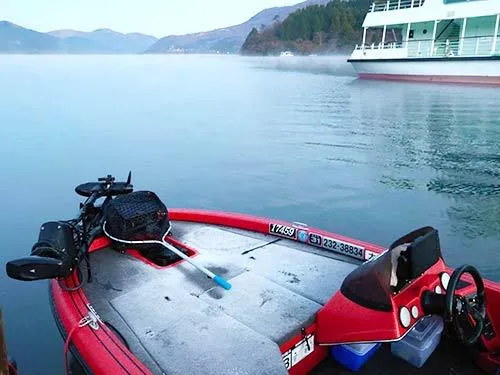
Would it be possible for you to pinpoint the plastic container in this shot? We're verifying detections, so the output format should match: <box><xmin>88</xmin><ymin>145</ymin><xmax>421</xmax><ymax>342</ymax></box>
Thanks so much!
<box><xmin>331</xmin><ymin>342</ymin><xmax>381</xmax><ymax>371</ymax></box>
<box><xmin>391</xmin><ymin>315</ymin><xmax>444</xmax><ymax>368</ymax></box>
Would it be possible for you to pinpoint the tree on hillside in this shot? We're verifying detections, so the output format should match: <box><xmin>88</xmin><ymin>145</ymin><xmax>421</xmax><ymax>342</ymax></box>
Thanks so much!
<box><xmin>241</xmin><ymin>28</ymin><xmax>260</xmax><ymax>52</ymax></box>
<box><xmin>241</xmin><ymin>0</ymin><xmax>372</xmax><ymax>55</ymax></box>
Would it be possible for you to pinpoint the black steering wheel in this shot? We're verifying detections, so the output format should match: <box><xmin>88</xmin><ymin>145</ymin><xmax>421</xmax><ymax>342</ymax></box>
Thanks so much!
<box><xmin>445</xmin><ymin>265</ymin><xmax>486</xmax><ymax>346</ymax></box>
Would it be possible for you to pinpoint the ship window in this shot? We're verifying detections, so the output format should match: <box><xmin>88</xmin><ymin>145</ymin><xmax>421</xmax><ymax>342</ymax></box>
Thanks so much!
<box><xmin>385</xmin><ymin>25</ymin><xmax>404</xmax><ymax>45</ymax></box>
<box><xmin>366</xmin><ymin>27</ymin><xmax>384</xmax><ymax>45</ymax></box>
<box><xmin>409</xmin><ymin>30</ymin><xmax>414</xmax><ymax>39</ymax></box>
<box><xmin>423</xmin><ymin>29</ymin><xmax>427</xmax><ymax>34</ymax></box>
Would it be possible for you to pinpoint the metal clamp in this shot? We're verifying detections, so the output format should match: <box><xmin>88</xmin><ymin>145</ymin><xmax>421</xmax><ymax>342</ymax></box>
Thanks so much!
<box><xmin>79</xmin><ymin>304</ymin><xmax>101</xmax><ymax>330</ymax></box>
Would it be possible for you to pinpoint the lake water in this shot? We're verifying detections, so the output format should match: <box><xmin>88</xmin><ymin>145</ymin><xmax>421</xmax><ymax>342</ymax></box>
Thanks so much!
<box><xmin>0</xmin><ymin>55</ymin><xmax>499</xmax><ymax>374</ymax></box>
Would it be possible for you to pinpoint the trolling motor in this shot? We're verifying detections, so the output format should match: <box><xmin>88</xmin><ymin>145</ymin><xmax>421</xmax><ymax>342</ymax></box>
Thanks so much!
<box><xmin>5</xmin><ymin>173</ymin><xmax>133</xmax><ymax>282</ymax></box>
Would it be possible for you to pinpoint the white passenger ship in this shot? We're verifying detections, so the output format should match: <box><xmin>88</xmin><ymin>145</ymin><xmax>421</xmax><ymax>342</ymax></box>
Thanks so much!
<box><xmin>348</xmin><ymin>0</ymin><xmax>500</xmax><ymax>84</ymax></box>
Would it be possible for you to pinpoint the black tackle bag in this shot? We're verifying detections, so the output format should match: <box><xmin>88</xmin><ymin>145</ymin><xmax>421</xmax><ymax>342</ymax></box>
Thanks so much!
<box><xmin>103</xmin><ymin>191</ymin><xmax>182</xmax><ymax>265</ymax></box>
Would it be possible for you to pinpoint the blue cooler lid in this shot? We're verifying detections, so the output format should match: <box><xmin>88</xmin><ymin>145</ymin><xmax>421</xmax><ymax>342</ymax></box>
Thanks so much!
<box><xmin>341</xmin><ymin>343</ymin><xmax>380</xmax><ymax>356</ymax></box>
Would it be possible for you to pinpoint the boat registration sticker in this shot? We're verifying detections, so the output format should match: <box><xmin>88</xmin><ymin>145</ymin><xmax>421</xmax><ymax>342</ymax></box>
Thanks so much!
<box><xmin>308</xmin><ymin>233</ymin><xmax>322</xmax><ymax>246</ymax></box>
<box><xmin>269</xmin><ymin>223</ymin><xmax>297</xmax><ymax>240</ymax></box>
<box><xmin>282</xmin><ymin>334</ymin><xmax>314</xmax><ymax>370</ymax></box>
<box><xmin>364</xmin><ymin>249</ymin><xmax>379</xmax><ymax>261</ymax></box>
<box><xmin>320</xmin><ymin>235</ymin><xmax>365</xmax><ymax>260</ymax></box>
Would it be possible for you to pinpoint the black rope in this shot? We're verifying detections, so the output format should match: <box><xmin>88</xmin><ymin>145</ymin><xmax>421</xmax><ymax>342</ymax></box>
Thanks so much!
<box><xmin>84</xmin><ymin>251</ymin><xmax>92</xmax><ymax>283</ymax></box>
<box><xmin>58</xmin><ymin>267</ymin><xmax>85</xmax><ymax>292</ymax></box>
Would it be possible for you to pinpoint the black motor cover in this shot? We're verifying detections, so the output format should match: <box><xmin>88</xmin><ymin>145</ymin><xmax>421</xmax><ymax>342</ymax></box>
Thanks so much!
<box><xmin>30</xmin><ymin>221</ymin><xmax>79</xmax><ymax>278</ymax></box>
<box><xmin>6</xmin><ymin>221</ymin><xmax>79</xmax><ymax>281</ymax></box>
<box><xmin>6</xmin><ymin>256</ymin><xmax>63</xmax><ymax>281</ymax></box>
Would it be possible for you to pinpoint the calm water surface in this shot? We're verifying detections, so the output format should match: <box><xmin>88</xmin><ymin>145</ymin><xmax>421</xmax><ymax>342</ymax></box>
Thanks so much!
<box><xmin>0</xmin><ymin>55</ymin><xmax>499</xmax><ymax>373</ymax></box>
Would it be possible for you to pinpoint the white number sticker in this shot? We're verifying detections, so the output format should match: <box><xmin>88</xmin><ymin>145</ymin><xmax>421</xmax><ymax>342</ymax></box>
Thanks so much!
<box><xmin>282</xmin><ymin>334</ymin><xmax>314</xmax><ymax>369</ymax></box>
<box><xmin>269</xmin><ymin>223</ymin><xmax>297</xmax><ymax>240</ymax></box>
<box><xmin>321</xmin><ymin>236</ymin><xmax>365</xmax><ymax>260</ymax></box>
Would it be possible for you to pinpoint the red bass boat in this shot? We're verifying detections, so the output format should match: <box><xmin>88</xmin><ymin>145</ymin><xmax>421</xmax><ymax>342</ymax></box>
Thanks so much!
<box><xmin>5</xmin><ymin>174</ymin><xmax>500</xmax><ymax>374</ymax></box>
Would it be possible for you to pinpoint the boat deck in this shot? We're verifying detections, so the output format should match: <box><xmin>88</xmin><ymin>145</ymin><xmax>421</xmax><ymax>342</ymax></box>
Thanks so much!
<box><xmin>82</xmin><ymin>221</ymin><xmax>485</xmax><ymax>375</ymax></box>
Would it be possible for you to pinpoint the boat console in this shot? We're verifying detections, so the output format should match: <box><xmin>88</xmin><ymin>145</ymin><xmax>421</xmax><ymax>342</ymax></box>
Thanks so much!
<box><xmin>317</xmin><ymin>226</ymin><xmax>499</xmax><ymax>372</ymax></box>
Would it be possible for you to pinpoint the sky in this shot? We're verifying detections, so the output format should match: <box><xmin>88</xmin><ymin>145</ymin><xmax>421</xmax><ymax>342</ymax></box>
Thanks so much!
<box><xmin>1</xmin><ymin>0</ymin><xmax>301</xmax><ymax>37</ymax></box>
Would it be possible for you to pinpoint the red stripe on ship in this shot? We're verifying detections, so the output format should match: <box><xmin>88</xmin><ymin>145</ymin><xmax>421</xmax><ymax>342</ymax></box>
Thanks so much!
<box><xmin>358</xmin><ymin>73</ymin><xmax>500</xmax><ymax>85</ymax></box>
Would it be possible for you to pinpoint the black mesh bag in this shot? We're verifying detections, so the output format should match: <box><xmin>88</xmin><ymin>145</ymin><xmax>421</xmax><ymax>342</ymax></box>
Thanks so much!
<box><xmin>103</xmin><ymin>191</ymin><xmax>181</xmax><ymax>265</ymax></box>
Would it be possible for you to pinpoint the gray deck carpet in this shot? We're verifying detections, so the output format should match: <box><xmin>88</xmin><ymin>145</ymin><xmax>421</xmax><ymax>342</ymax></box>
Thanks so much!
<box><xmin>82</xmin><ymin>221</ymin><xmax>485</xmax><ymax>375</ymax></box>
<box><xmin>244</xmin><ymin>243</ymin><xmax>356</xmax><ymax>305</ymax></box>
<box><xmin>199</xmin><ymin>271</ymin><xmax>322</xmax><ymax>343</ymax></box>
<box><xmin>84</xmin><ymin>221</ymin><xmax>358</xmax><ymax>374</ymax></box>
<box><xmin>110</xmin><ymin>276</ymin><xmax>288</xmax><ymax>375</ymax></box>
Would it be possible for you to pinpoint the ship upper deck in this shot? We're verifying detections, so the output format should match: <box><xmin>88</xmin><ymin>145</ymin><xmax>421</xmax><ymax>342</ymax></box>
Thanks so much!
<box><xmin>364</xmin><ymin>0</ymin><xmax>500</xmax><ymax>28</ymax></box>
<box><xmin>350</xmin><ymin>0</ymin><xmax>500</xmax><ymax>60</ymax></box>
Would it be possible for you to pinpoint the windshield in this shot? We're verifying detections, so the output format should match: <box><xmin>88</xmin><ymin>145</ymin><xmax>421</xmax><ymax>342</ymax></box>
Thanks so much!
<box><xmin>340</xmin><ymin>227</ymin><xmax>442</xmax><ymax>312</ymax></box>
<box><xmin>341</xmin><ymin>250</ymin><xmax>394</xmax><ymax>312</ymax></box>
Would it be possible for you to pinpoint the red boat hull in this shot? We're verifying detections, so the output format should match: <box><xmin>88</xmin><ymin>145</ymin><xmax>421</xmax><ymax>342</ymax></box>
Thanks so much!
<box><xmin>50</xmin><ymin>209</ymin><xmax>500</xmax><ymax>374</ymax></box>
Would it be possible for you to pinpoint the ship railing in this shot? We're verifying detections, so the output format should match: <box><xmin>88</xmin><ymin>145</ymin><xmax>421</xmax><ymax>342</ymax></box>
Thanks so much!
<box><xmin>354</xmin><ymin>42</ymin><xmax>404</xmax><ymax>50</ymax></box>
<box><xmin>432</xmin><ymin>39</ymin><xmax>460</xmax><ymax>57</ymax></box>
<box><xmin>408</xmin><ymin>36</ymin><xmax>496</xmax><ymax>57</ymax></box>
<box><xmin>461</xmin><ymin>36</ymin><xmax>495</xmax><ymax>56</ymax></box>
<box><xmin>370</xmin><ymin>0</ymin><xmax>424</xmax><ymax>12</ymax></box>
<box><xmin>407</xmin><ymin>40</ymin><xmax>432</xmax><ymax>57</ymax></box>
<box><xmin>355</xmin><ymin>35</ymin><xmax>498</xmax><ymax>57</ymax></box>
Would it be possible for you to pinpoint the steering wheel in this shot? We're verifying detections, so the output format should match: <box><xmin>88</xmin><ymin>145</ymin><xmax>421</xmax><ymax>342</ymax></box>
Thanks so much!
<box><xmin>445</xmin><ymin>265</ymin><xmax>486</xmax><ymax>346</ymax></box>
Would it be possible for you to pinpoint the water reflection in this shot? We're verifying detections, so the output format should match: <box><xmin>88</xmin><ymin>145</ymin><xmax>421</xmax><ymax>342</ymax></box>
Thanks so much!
<box><xmin>351</xmin><ymin>79</ymin><xmax>500</xmax><ymax>240</ymax></box>
<box><xmin>1</xmin><ymin>55</ymin><xmax>499</xmax><ymax>375</ymax></box>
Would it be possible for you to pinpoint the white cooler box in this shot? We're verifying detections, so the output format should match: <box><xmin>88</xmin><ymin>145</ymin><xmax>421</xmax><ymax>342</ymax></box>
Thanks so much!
<box><xmin>391</xmin><ymin>315</ymin><xmax>444</xmax><ymax>368</ymax></box>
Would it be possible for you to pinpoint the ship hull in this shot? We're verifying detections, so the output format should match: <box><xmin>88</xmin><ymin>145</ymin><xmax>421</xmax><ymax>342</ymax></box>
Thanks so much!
<box><xmin>349</xmin><ymin>57</ymin><xmax>500</xmax><ymax>85</ymax></box>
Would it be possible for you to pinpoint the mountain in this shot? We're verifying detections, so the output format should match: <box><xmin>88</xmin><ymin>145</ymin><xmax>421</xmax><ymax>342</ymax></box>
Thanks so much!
<box><xmin>0</xmin><ymin>21</ymin><xmax>158</xmax><ymax>53</ymax></box>
<box><xmin>48</xmin><ymin>29</ymin><xmax>88</xmax><ymax>39</ymax></box>
<box><xmin>146</xmin><ymin>0</ymin><xmax>331</xmax><ymax>54</ymax></box>
<box><xmin>0</xmin><ymin>0</ymin><xmax>338</xmax><ymax>54</ymax></box>
<box><xmin>241</xmin><ymin>0</ymin><xmax>371</xmax><ymax>56</ymax></box>
<box><xmin>48</xmin><ymin>28</ymin><xmax>158</xmax><ymax>53</ymax></box>
<box><xmin>0</xmin><ymin>21</ymin><xmax>60</xmax><ymax>53</ymax></box>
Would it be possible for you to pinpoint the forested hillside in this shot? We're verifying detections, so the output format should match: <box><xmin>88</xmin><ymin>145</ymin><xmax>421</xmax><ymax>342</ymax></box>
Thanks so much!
<box><xmin>147</xmin><ymin>0</ymin><xmax>330</xmax><ymax>53</ymax></box>
<box><xmin>241</xmin><ymin>0</ymin><xmax>371</xmax><ymax>55</ymax></box>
